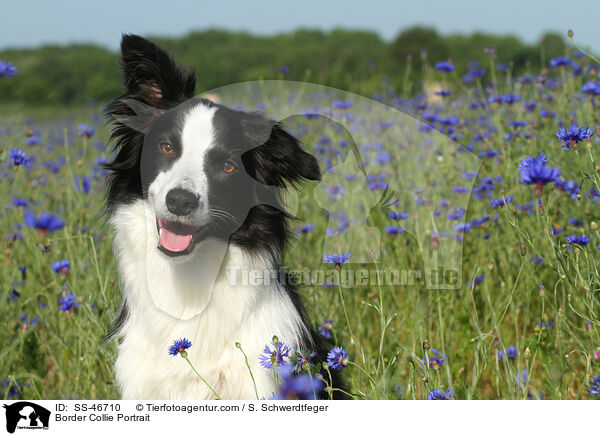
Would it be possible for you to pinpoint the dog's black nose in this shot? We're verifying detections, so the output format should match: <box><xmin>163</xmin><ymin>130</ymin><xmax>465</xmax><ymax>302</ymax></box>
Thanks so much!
<box><xmin>165</xmin><ymin>188</ymin><xmax>199</xmax><ymax>216</ymax></box>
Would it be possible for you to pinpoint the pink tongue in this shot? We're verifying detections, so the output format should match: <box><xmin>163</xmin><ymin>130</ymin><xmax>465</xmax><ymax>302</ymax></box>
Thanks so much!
<box><xmin>159</xmin><ymin>227</ymin><xmax>193</xmax><ymax>252</ymax></box>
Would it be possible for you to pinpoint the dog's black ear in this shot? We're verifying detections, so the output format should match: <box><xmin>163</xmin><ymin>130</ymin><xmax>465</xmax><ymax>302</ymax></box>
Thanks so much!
<box><xmin>243</xmin><ymin>122</ymin><xmax>321</xmax><ymax>187</ymax></box>
<box><xmin>119</xmin><ymin>34</ymin><xmax>196</xmax><ymax>106</ymax></box>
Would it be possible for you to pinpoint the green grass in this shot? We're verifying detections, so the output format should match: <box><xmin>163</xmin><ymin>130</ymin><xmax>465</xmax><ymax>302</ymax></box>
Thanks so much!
<box><xmin>1</xmin><ymin>55</ymin><xmax>599</xmax><ymax>400</ymax></box>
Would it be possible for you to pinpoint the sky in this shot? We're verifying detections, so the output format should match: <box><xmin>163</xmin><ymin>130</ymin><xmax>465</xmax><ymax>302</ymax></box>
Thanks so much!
<box><xmin>1</xmin><ymin>0</ymin><xmax>598</xmax><ymax>51</ymax></box>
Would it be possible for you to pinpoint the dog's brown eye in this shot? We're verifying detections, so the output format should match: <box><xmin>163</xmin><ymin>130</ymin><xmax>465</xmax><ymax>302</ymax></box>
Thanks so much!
<box><xmin>160</xmin><ymin>142</ymin><xmax>173</xmax><ymax>155</ymax></box>
<box><xmin>223</xmin><ymin>161</ymin><xmax>236</xmax><ymax>173</ymax></box>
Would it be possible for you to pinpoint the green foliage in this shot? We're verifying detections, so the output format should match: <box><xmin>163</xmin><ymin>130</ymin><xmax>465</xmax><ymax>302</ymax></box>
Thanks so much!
<box><xmin>0</xmin><ymin>27</ymin><xmax>573</xmax><ymax>105</ymax></box>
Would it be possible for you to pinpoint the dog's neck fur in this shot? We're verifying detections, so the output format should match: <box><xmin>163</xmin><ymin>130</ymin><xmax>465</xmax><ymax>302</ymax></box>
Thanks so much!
<box><xmin>110</xmin><ymin>199</ymin><xmax>310</xmax><ymax>399</ymax></box>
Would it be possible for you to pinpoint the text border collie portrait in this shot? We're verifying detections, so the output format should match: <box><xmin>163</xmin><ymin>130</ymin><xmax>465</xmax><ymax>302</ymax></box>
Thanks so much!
<box><xmin>2</xmin><ymin>1</ymin><xmax>600</xmax><ymax>407</ymax></box>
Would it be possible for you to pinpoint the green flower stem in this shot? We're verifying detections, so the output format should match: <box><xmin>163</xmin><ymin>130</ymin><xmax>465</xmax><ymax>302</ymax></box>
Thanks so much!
<box><xmin>336</xmin><ymin>271</ymin><xmax>356</xmax><ymax>345</ymax></box>
<box><xmin>182</xmin><ymin>355</ymin><xmax>223</xmax><ymax>400</ymax></box>
<box><xmin>235</xmin><ymin>343</ymin><xmax>260</xmax><ymax>400</ymax></box>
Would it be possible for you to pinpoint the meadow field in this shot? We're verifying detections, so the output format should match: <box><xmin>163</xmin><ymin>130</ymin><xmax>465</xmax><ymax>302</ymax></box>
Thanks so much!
<box><xmin>1</xmin><ymin>50</ymin><xmax>600</xmax><ymax>400</ymax></box>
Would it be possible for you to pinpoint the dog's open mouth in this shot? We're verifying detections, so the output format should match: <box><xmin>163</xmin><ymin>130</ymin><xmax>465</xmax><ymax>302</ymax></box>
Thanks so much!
<box><xmin>156</xmin><ymin>218</ymin><xmax>208</xmax><ymax>256</ymax></box>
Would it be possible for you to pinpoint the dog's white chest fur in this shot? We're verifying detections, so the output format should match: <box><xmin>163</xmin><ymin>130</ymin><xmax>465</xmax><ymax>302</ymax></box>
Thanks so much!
<box><xmin>110</xmin><ymin>200</ymin><xmax>308</xmax><ymax>399</ymax></box>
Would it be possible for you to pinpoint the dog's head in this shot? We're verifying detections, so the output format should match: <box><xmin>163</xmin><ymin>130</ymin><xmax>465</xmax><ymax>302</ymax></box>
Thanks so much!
<box><xmin>105</xmin><ymin>35</ymin><xmax>320</xmax><ymax>259</ymax></box>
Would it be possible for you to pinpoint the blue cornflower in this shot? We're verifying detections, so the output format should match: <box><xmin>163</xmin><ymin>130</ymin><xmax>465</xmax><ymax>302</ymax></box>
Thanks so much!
<box><xmin>19</xmin><ymin>265</ymin><xmax>26</xmax><ymax>281</ymax></box>
<box><xmin>478</xmin><ymin>148</ymin><xmax>502</xmax><ymax>159</ymax></box>
<box><xmin>333</xmin><ymin>100</ymin><xmax>353</xmax><ymax>109</ymax></box>
<box><xmin>318</xmin><ymin>319</ymin><xmax>334</xmax><ymax>339</ymax></box>
<box><xmin>555</xmin><ymin>124</ymin><xmax>595</xmax><ymax>150</ymax></box>
<box><xmin>428</xmin><ymin>388</ymin><xmax>454</xmax><ymax>400</ymax></box>
<box><xmin>259</xmin><ymin>341</ymin><xmax>291</xmax><ymax>370</ymax></box>
<box><xmin>9</xmin><ymin>289</ymin><xmax>20</xmax><ymax>300</ymax></box>
<box><xmin>367</xmin><ymin>173</ymin><xmax>387</xmax><ymax>190</ymax></box>
<box><xmin>374</xmin><ymin>151</ymin><xmax>391</xmax><ymax>164</ymax></box>
<box><xmin>388</xmin><ymin>211</ymin><xmax>409</xmax><ymax>220</ymax></box>
<box><xmin>490</xmin><ymin>195</ymin><xmax>513</xmax><ymax>207</ymax></box>
<box><xmin>508</xmin><ymin>120</ymin><xmax>527</xmax><ymax>128</ymax></box>
<box><xmin>51</xmin><ymin>259</ymin><xmax>70</xmax><ymax>275</ymax></box>
<box><xmin>168</xmin><ymin>338</ymin><xmax>192</xmax><ymax>357</ymax></box>
<box><xmin>9</xmin><ymin>148</ymin><xmax>30</xmax><ymax>167</ymax></box>
<box><xmin>24</xmin><ymin>212</ymin><xmax>65</xmax><ymax>232</ymax></box>
<box><xmin>453</xmin><ymin>186</ymin><xmax>468</xmax><ymax>194</ymax></box>
<box><xmin>455</xmin><ymin>222</ymin><xmax>472</xmax><ymax>233</ymax></box>
<box><xmin>471</xmin><ymin>216</ymin><xmax>490</xmax><ymax>227</ymax></box>
<box><xmin>587</xmin><ymin>188</ymin><xmax>600</xmax><ymax>204</ymax></box>
<box><xmin>422</xmin><ymin>348</ymin><xmax>446</xmax><ymax>370</ymax></box>
<box><xmin>518</xmin><ymin>153</ymin><xmax>561</xmax><ymax>187</ymax></box>
<box><xmin>385</xmin><ymin>225</ymin><xmax>406</xmax><ymax>236</ymax></box>
<box><xmin>0</xmin><ymin>379</ymin><xmax>23</xmax><ymax>399</ymax></box>
<box><xmin>393</xmin><ymin>384</ymin><xmax>403</xmax><ymax>398</ymax></box>
<box><xmin>515</xmin><ymin>369</ymin><xmax>528</xmax><ymax>387</ymax></box>
<box><xmin>326</xmin><ymin>346</ymin><xmax>349</xmax><ymax>370</ymax></box>
<box><xmin>498</xmin><ymin>345</ymin><xmax>518</xmax><ymax>360</ymax></box>
<box><xmin>44</xmin><ymin>160</ymin><xmax>61</xmax><ymax>173</ymax></box>
<box><xmin>565</xmin><ymin>234</ymin><xmax>591</xmax><ymax>247</ymax></box>
<box><xmin>0</xmin><ymin>60</ymin><xmax>18</xmax><ymax>78</ymax></box>
<box><xmin>569</xmin><ymin>217</ymin><xmax>584</xmax><ymax>227</ymax></box>
<box><xmin>555</xmin><ymin>179</ymin><xmax>580</xmax><ymax>200</ymax></box>
<box><xmin>78</xmin><ymin>124</ymin><xmax>96</xmax><ymax>138</ymax></box>
<box><xmin>12</xmin><ymin>198</ymin><xmax>27</xmax><ymax>207</ymax></box>
<box><xmin>502</xmin><ymin>94</ymin><xmax>521</xmax><ymax>104</ymax></box>
<box><xmin>7</xmin><ymin>231</ymin><xmax>24</xmax><ymax>241</ymax></box>
<box><xmin>278</xmin><ymin>65</ymin><xmax>290</xmax><ymax>74</ymax></box>
<box><xmin>435</xmin><ymin>61</ymin><xmax>455</xmax><ymax>73</ymax></box>
<box><xmin>25</xmin><ymin>136</ymin><xmax>41</xmax><ymax>146</ymax></box>
<box><xmin>462</xmin><ymin>69</ymin><xmax>485</xmax><ymax>83</ymax></box>
<box><xmin>490</xmin><ymin>94</ymin><xmax>520</xmax><ymax>104</ymax></box>
<box><xmin>470</xmin><ymin>275</ymin><xmax>485</xmax><ymax>286</ymax></box>
<box><xmin>549</xmin><ymin>56</ymin><xmax>573</xmax><ymax>68</ymax></box>
<box><xmin>587</xmin><ymin>374</ymin><xmax>600</xmax><ymax>396</ymax></box>
<box><xmin>446</xmin><ymin>208</ymin><xmax>466</xmax><ymax>220</ymax></box>
<box><xmin>323</xmin><ymin>251</ymin><xmax>350</xmax><ymax>266</ymax></box>
<box><xmin>22</xmin><ymin>314</ymin><xmax>39</xmax><ymax>330</ymax></box>
<box><xmin>293</xmin><ymin>348</ymin><xmax>316</xmax><ymax>373</ymax></box>
<box><xmin>536</xmin><ymin>320</ymin><xmax>554</xmax><ymax>330</ymax></box>
<box><xmin>75</xmin><ymin>175</ymin><xmax>92</xmax><ymax>194</ymax></box>
<box><xmin>582</xmin><ymin>81</ymin><xmax>600</xmax><ymax>96</ymax></box>
<box><xmin>299</xmin><ymin>224</ymin><xmax>315</xmax><ymax>234</ymax></box>
<box><xmin>438</xmin><ymin>115</ymin><xmax>459</xmax><ymax>127</ymax></box>
<box><xmin>523</xmin><ymin>101</ymin><xmax>537</xmax><ymax>112</ymax></box>
<box><xmin>325</xmin><ymin>184</ymin><xmax>345</xmax><ymax>200</ymax></box>
<box><xmin>540</xmin><ymin>108</ymin><xmax>556</xmax><ymax>118</ymax></box>
<box><xmin>59</xmin><ymin>293</ymin><xmax>79</xmax><ymax>312</ymax></box>
<box><xmin>270</xmin><ymin>364</ymin><xmax>324</xmax><ymax>400</ymax></box>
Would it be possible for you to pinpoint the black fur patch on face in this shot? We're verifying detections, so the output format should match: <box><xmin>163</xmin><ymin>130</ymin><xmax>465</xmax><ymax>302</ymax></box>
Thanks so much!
<box><xmin>202</xmin><ymin>106</ymin><xmax>322</xmax><ymax>257</ymax></box>
<box><xmin>103</xmin><ymin>34</ymin><xmax>196</xmax><ymax>213</ymax></box>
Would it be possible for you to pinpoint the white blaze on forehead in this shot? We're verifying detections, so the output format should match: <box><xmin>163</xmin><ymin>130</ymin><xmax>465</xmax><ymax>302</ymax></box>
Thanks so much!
<box><xmin>177</xmin><ymin>103</ymin><xmax>218</xmax><ymax>184</ymax></box>
<box><xmin>149</xmin><ymin>103</ymin><xmax>217</xmax><ymax>205</ymax></box>
<box><xmin>147</xmin><ymin>102</ymin><xmax>218</xmax><ymax>222</ymax></box>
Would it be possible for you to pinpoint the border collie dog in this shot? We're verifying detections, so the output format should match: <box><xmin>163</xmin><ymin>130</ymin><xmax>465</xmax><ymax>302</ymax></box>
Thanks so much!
<box><xmin>104</xmin><ymin>35</ymin><xmax>341</xmax><ymax>399</ymax></box>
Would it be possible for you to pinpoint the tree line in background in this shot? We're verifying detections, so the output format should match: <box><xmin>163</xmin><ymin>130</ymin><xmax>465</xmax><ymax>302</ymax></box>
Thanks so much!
<box><xmin>0</xmin><ymin>26</ymin><xmax>573</xmax><ymax>105</ymax></box>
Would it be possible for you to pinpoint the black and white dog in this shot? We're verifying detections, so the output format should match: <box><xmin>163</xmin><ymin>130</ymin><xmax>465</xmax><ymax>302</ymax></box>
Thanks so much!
<box><xmin>104</xmin><ymin>35</ymin><xmax>342</xmax><ymax>399</ymax></box>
